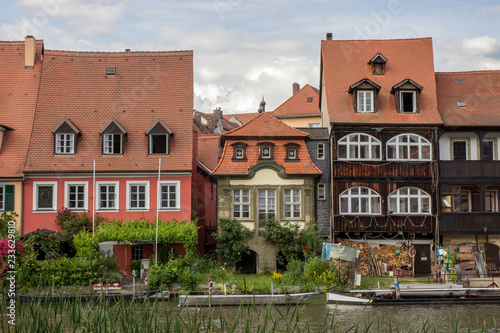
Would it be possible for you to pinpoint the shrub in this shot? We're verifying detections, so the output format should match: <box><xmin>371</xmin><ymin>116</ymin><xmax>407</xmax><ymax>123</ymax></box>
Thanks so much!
<box><xmin>73</xmin><ymin>230</ymin><xmax>99</xmax><ymax>259</ymax></box>
<box><xmin>0</xmin><ymin>212</ymin><xmax>19</xmax><ymax>238</ymax></box>
<box><xmin>147</xmin><ymin>259</ymin><xmax>184</xmax><ymax>290</ymax></box>
<box><xmin>262</xmin><ymin>218</ymin><xmax>301</xmax><ymax>265</ymax></box>
<box><xmin>130</xmin><ymin>260</ymin><xmax>142</xmax><ymax>273</ymax></box>
<box><xmin>281</xmin><ymin>259</ymin><xmax>304</xmax><ymax>285</ymax></box>
<box><xmin>26</xmin><ymin>230</ymin><xmax>61</xmax><ymax>260</ymax></box>
<box><xmin>212</xmin><ymin>218</ymin><xmax>253</xmax><ymax>271</ymax></box>
<box><xmin>179</xmin><ymin>266</ymin><xmax>199</xmax><ymax>291</ymax></box>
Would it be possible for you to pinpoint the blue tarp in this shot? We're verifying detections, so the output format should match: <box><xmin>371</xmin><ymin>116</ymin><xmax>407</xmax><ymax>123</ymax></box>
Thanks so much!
<box><xmin>321</xmin><ymin>243</ymin><xmax>360</xmax><ymax>262</ymax></box>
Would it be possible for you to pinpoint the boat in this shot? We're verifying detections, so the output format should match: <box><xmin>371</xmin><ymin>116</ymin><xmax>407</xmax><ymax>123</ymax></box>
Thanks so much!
<box><xmin>327</xmin><ymin>284</ymin><xmax>500</xmax><ymax>305</ymax></box>
<box><xmin>8</xmin><ymin>290</ymin><xmax>160</xmax><ymax>303</ymax></box>
<box><xmin>179</xmin><ymin>292</ymin><xmax>319</xmax><ymax>306</ymax></box>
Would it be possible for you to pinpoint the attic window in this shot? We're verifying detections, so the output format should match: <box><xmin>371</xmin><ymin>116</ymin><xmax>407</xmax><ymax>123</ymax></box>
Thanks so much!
<box><xmin>231</xmin><ymin>142</ymin><xmax>248</xmax><ymax>161</ymax></box>
<box><xmin>106</xmin><ymin>66</ymin><xmax>116</xmax><ymax>76</ymax></box>
<box><xmin>369</xmin><ymin>54</ymin><xmax>387</xmax><ymax>75</ymax></box>
<box><xmin>258</xmin><ymin>142</ymin><xmax>275</xmax><ymax>160</ymax></box>
<box><xmin>100</xmin><ymin>118</ymin><xmax>127</xmax><ymax>155</ymax></box>
<box><xmin>457</xmin><ymin>102</ymin><xmax>466</xmax><ymax>108</ymax></box>
<box><xmin>146</xmin><ymin>119</ymin><xmax>173</xmax><ymax>155</ymax></box>
<box><xmin>52</xmin><ymin>118</ymin><xmax>81</xmax><ymax>155</ymax></box>
<box><xmin>285</xmin><ymin>143</ymin><xmax>300</xmax><ymax>162</ymax></box>
<box><xmin>391</xmin><ymin>79</ymin><xmax>423</xmax><ymax>114</ymax></box>
<box><xmin>307</xmin><ymin>97</ymin><xmax>313</xmax><ymax>103</ymax></box>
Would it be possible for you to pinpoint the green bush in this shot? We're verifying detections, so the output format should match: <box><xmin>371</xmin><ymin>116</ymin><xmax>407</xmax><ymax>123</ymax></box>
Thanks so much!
<box><xmin>304</xmin><ymin>257</ymin><xmax>328</xmax><ymax>277</ymax></box>
<box><xmin>147</xmin><ymin>259</ymin><xmax>184</xmax><ymax>290</ymax></box>
<box><xmin>179</xmin><ymin>267</ymin><xmax>200</xmax><ymax>291</ymax></box>
<box><xmin>73</xmin><ymin>230</ymin><xmax>99</xmax><ymax>259</ymax></box>
<box><xmin>212</xmin><ymin>218</ymin><xmax>253</xmax><ymax>271</ymax></box>
<box><xmin>130</xmin><ymin>261</ymin><xmax>141</xmax><ymax>273</ymax></box>
<box><xmin>281</xmin><ymin>259</ymin><xmax>304</xmax><ymax>285</ymax></box>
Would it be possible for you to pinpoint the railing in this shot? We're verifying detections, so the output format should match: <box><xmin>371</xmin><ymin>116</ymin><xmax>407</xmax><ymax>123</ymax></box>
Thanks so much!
<box><xmin>440</xmin><ymin>213</ymin><xmax>500</xmax><ymax>234</ymax></box>
<box><xmin>333</xmin><ymin>161</ymin><xmax>433</xmax><ymax>178</ymax></box>
<box><xmin>440</xmin><ymin>160</ymin><xmax>500</xmax><ymax>178</ymax></box>
<box><xmin>334</xmin><ymin>215</ymin><xmax>435</xmax><ymax>233</ymax></box>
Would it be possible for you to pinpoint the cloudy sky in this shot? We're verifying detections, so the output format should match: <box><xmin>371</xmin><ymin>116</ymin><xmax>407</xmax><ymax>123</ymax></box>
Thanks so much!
<box><xmin>2</xmin><ymin>0</ymin><xmax>500</xmax><ymax>113</ymax></box>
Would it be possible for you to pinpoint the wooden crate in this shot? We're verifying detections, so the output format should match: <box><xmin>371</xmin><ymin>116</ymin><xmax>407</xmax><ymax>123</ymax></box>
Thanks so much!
<box><xmin>459</xmin><ymin>246</ymin><xmax>473</xmax><ymax>254</ymax></box>
<box><xmin>455</xmin><ymin>253</ymin><xmax>476</xmax><ymax>261</ymax></box>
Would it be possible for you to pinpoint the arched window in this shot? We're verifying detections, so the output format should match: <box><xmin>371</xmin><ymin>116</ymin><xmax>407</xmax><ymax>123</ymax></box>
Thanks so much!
<box><xmin>339</xmin><ymin>187</ymin><xmax>381</xmax><ymax>214</ymax></box>
<box><xmin>388</xmin><ymin>187</ymin><xmax>431</xmax><ymax>214</ymax></box>
<box><xmin>338</xmin><ymin>133</ymin><xmax>381</xmax><ymax>160</ymax></box>
<box><xmin>387</xmin><ymin>134</ymin><xmax>431</xmax><ymax>161</ymax></box>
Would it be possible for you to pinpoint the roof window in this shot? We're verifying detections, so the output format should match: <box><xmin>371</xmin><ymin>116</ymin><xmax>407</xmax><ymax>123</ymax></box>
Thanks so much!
<box><xmin>106</xmin><ymin>66</ymin><xmax>116</xmax><ymax>76</ymax></box>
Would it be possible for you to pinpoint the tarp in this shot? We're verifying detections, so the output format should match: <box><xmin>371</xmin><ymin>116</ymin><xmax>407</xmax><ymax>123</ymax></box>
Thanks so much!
<box><xmin>321</xmin><ymin>243</ymin><xmax>360</xmax><ymax>262</ymax></box>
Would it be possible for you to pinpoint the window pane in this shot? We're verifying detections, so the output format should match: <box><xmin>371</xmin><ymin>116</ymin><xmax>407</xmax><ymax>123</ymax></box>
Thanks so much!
<box><xmin>351</xmin><ymin>197</ymin><xmax>359</xmax><ymax>213</ymax></box>
<box><xmin>360</xmin><ymin>197</ymin><xmax>368</xmax><ymax>213</ymax></box>
<box><xmin>340</xmin><ymin>198</ymin><xmax>348</xmax><ymax>213</ymax></box>
<box><xmin>388</xmin><ymin>197</ymin><xmax>397</xmax><ymax>212</ymax></box>
<box><xmin>421</xmin><ymin>197</ymin><xmax>430</xmax><ymax>213</ymax></box>
<box><xmin>372</xmin><ymin>197</ymin><xmax>380</xmax><ymax>213</ymax></box>
<box><xmin>338</xmin><ymin>145</ymin><xmax>346</xmax><ymax>158</ymax></box>
<box><xmin>483</xmin><ymin>141</ymin><xmax>494</xmax><ymax>160</ymax></box>
<box><xmin>372</xmin><ymin>145</ymin><xmax>380</xmax><ymax>159</ymax></box>
<box><xmin>400</xmin><ymin>198</ymin><xmax>408</xmax><ymax>213</ymax></box>
<box><xmin>399</xmin><ymin>145</ymin><xmax>408</xmax><ymax>159</ymax></box>
<box><xmin>421</xmin><ymin>145</ymin><xmax>430</xmax><ymax>159</ymax></box>
<box><xmin>410</xmin><ymin>197</ymin><xmax>419</xmax><ymax>213</ymax></box>
<box><xmin>388</xmin><ymin>145</ymin><xmax>395</xmax><ymax>159</ymax></box>
<box><xmin>453</xmin><ymin>141</ymin><xmax>467</xmax><ymax>160</ymax></box>
<box><xmin>151</xmin><ymin>134</ymin><xmax>167</xmax><ymax>154</ymax></box>
<box><xmin>410</xmin><ymin>146</ymin><xmax>419</xmax><ymax>159</ymax></box>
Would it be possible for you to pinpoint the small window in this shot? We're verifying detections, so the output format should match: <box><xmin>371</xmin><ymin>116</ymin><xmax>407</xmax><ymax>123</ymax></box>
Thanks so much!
<box><xmin>103</xmin><ymin>134</ymin><xmax>122</xmax><ymax>154</ymax></box>
<box><xmin>150</xmin><ymin>134</ymin><xmax>168</xmax><ymax>154</ymax></box>
<box><xmin>284</xmin><ymin>189</ymin><xmax>301</xmax><ymax>218</ymax></box>
<box><xmin>288</xmin><ymin>149</ymin><xmax>297</xmax><ymax>159</ymax></box>
<box><xmin>97</xmin><ymin>182</ymin><xmax>119</xmax><ymax>210</ymax></box>
<box><xmin>400</xmin><ymin>91</ymin><xmax>416</xmax><ymax>113</ymax></box>
<box><xmin>65</xmin><ymin>182</ymin><xmax>88</xmax><ymax>211</ymax></box>
<box><xmin>127</xmin><ymin>181</ymin><xmax>149</xmax><ymax>210</ymax></box>
<box><xmin>231</xmin><ymin>143</ymin><xmax>248</xmax><ymax>161</ymax></box>
<box><xmin>131</xmin><ymin>245</ymin><xmax>143</xmax><ymax>261</ymax></box>
<box><xmin>233</xmin><ymin>189</ymin><xmax>250</xmax><ymax>219</ymax></box>
<box><xmin>308</xmin><ymin>122</ymin><xmax>321</xmax><ymax>128</ymax></box>
<box><xmin>452</xmin><ymin>140</ymin><xmax>467</xmax><ymax>161</ymax></box>
<box><xmin>107</xmin><ymin>66</ymin><xmax>116</xmax><ymax>76</ymax></box>
<box><xmin>258</xmin><ymin>142</ymin><xmax>275</xmax><ymax>160</ymax></box>
<box><xmin>483</xmin><ymin>140</ymin><xmax>495</xmax><ymax>160</ymax></box>
<box><xmin>317</xmin><ymin>183</ymin><xmax>326</xmax><ymax>200</ymax></box>
<box><xmin>372</xmin><ymin>62</ymin><xmax>384</xmax><ymax>75</ymax></box>
<box><xmin>33</xmin><ymin>182</ymin><xmax>57</xmax><ymax>211</ymax></box>
<box><xmin>307</xmin><ymin>97</ymin><xmax>313</xmax><ymax>103</ymax></box>
<box><xmin>262</xmin><ymin>146</ymin><xmax>271</xmax><ymax>159</ymax></box>
<box><xmin>357</xmin><ymin>91</ymin><xmax>374</xmax><ymax>113</ymax></box>
<box><xmin>317</xmin><ymin>143</ymin><xmax>325</xmax><ymax>160</ymax></box>
<box><xmin>285</xmin><ymin>143</ymin><xmax>300</xmax><ymax>161</ymax></box>
<box><xmin>159</xmin><ymin>181</ymin><xmax>180</xmax><ymax>210</ymax></box>
<box><xmin>235</xmin><ymin>148</ymin><xmax>244</xmax><ymax>159</ymax></box>
<box><xmin>56</xmin><ymin>133</ymin><xmax>75</xmax><ymax>154</ymax></box>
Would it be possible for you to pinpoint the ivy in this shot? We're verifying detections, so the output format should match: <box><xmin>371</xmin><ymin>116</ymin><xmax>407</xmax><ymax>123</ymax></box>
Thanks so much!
<box><xmin>261</xmin><ymin>218</ymin><xmax>301</xmax><ymax>265</ymax></box>
<box><xmin>212</xmin><ymin>218</ymin><xmax>253</xmax><ymax>271</ymax></box>
<box><xmin>94</xmin><ymin>218</ymin><xmax>198</xmax><ymax>260</ymax></box>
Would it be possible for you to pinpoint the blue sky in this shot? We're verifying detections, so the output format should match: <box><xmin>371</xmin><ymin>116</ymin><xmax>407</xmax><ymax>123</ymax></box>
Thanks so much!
<box><xmin>1</xmin><ymin>0</ymin><xmax>500</xmax><ymax>113</ymax></box>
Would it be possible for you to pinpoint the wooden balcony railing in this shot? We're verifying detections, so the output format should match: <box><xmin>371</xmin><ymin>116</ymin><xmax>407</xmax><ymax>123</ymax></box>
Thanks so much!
<box><xmin>440</xmin><ymin>161</ymin><xmax>500</xmax><ymax>178</ymax></box>
<box><xmin>333</xmin><ymin>161</ymin><xmax>433</xmax><ymax>179</ymax></box>
<box><xmin>439</xmin><ymin>213</ymin><xmax>500</xmax><ymax>234</ymax></box>
<box><xmin>334</xmin><ymin>215</ymin><xmax>435</xmax><ymax>233</ymax></box>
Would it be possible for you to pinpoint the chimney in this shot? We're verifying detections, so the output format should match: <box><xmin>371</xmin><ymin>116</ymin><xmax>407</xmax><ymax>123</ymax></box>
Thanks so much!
<box><xmin>193</xmin><ymin>110</ymin><xmax>201</xmax><ymax>125</ymax></box>
<box><xmin>213</xmin><ymin>107</ymin><xmax>223</xmax><ymax>120</ymax></box>
<box><xmin>207</xmin><ymin>118</ymin><xmax>214</xmax><ymax>131</ymax></box>
<box><xmin>258</xmin><ymin>97</ymin><xmax>266</xmax><ymax>113</ymax></box>
<box><xmin>125</xmin><ymin>48</ymin><xmax>131</xmax><ymax>52</ymax></box>
<box><xmin>25</xmin><ymin>35</ymin><xmax>36</xmax><ymax>68</ymax></box>
<box><xmin>326</xmin><ymin>33</ymin><xmax>333</xmax><ymax>40</ymax></box>
<box><xmin>293</xmin><ymin>82</ymin><xmax>300</xmax><ymax>95</ymax></box>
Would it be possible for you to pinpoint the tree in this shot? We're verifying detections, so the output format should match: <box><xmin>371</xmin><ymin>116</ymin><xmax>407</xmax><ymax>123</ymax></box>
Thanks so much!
<box><xmin>212</xmin><ymin>218</ymin><xmax>253</xmax><ymax>271</ymax></box>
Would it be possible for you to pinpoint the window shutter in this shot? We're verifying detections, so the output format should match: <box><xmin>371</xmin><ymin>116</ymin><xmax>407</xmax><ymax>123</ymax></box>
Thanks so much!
<box><xmin>5</xmin><ymin>185</ymin><xmax>15</xmax><ymax>211</ymax></box>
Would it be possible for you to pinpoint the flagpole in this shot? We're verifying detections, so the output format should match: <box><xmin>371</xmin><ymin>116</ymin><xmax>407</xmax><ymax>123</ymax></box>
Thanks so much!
<box><xmin>92</xmin><ymin>159</ymin><xmax>96</xmax><ymax>236</ymax></box>
<box><xmin>156</xmin><ymin>157</ymin><xmax>161</xmax><ymax>266</ymax></box>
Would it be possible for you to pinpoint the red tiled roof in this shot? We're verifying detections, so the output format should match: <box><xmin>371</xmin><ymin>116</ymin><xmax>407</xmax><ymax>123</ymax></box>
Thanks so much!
<box><xmin>0</xmin><ymin>40</ymin><xmax>44</xmax><ymax>178</ymax></box>
<box><xmin>222</xmin><ymin>112</ymin><xmax>309</xmax><ymax>139</ymax></box>
<box><xmin>24</xmin><ymin>49</ymin><xmax>193</xmax><ymax>173</ymax></box>
<box><xmin>197</xmin><ymin>135</ymin><xmax>220</xmax><ymax>171</ymax></box>
<box><xmin>436</xmin><ymin>71</ymin><xmax>500</xmax><ymax>127</ymax></box>
<box><xmin>223</xmin><ymin>112</ymin><xmax>259</xmax><ymax>125</ymax></box>
<box><xmin>272</xmin><ymin>84</ymin><xmax>320</xmax><ymax>117</ymax></box>
<box><xmin>321</xmin><ymin>38</ymin><xmax>443</xmax><ymax>125</ymax></box>
<box><xmin>213</xmin><ymin>113</ymin><xmax>320</xmax><ymax>176</ymax></box>
<box><xmin>200</xmin><ymin>112</ymin><xmax>239</xmax><ymax>131</ymax></box>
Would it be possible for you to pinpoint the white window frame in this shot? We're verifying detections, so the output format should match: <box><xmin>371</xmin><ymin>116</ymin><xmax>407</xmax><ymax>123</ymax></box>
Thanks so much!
<box><xmin>131</xmin><ymin>244</ymin><xmax>143</xmax><ymax>261</ymax></box>
<box><xmin>284</xmin><ymin>189</ymin><xmax>301</xmax><ymax>219</ymax></box>
<box><xmin>400</xmin><ymin>91</ymin><xmax>417</xmax><ymax>113</ymax></box>
<box><xmin>159</xmin><ymin>181</ymin><xmax>180</xmax><ymax>210</ymax></box>
<box><xmin>103</xmin><ymin>133</ymin><xmax>122</xmax><ymax>154</ymax></box>
<box><xmin>33</xmin><ymin>181</ymin><xmax>58</xmax><ymax>212</ymax></box>
<box><xmin>64</xmin><ymin>181</ymin><xmax>88</xmax><ymax>211</ymax></box>
<box><xmin>357</xmin><ymin>90</ymin><xmax>374</xmax><ymax>113</ymax></box>
<box><xmin>387</xmin><ymin>134</ymin><xmax>432</xmax><ymax>161</ymax></box>
<box><xmin>308</xmin><ymin>122</ymin><xmax>321</xmax><ymax>128</ymax></box>
<box><xmin>55</xmin><ymin>133</ymin><xmax>75</xmax><ymax>154</ymax></box>
<box><xmin>388</xmin><ymin>187</ymin><xmax>431</xmax><ymax>215</ymax></box>
<box><xmin>317</xmin><ymin>183</ymin><xmax>326</xmax><ymax>200</ymax></box>
<box><xmin>450</xmin><ymin>138</ymin><xmax>469</xmax><ymax>161</ymax></box>
<box><xmin>261</xmin><ymin>146</ymin><xmax>272</xmax><ymax>159</ymax></box>
<box><xmin>233</xmin><ymin>189</ymin><xmax>250</xmax><ymax>219</ymax></box>
<box><xmin>317</xmin><ymin>143</ymin><xmax>325</xmax><ymax>160</ymax></box>
<box><xmin>338</xmin><ymin>133</ymin><xmax>381</xmax><ymax>161</ymax></box>
<box><xmin>483</xmin><ymin>139</ymin><xmax>496</xmax><ymax>160</ymax></box>
<box><xmin>339</xmin><ymin>186</ymin><xmax>381</xmax><ymax>215</ymax></box>
<box><xmin>235</xmin><ymin>147</ymin><xmax>244</xmax><ymax>159</ymax></box>
<box><xmin>149</xmin><ymin>134</ymin><xmax>169</xmax><ymax>155</ymax></box>
<box><xmin>126</xmin><ymin>181</ymin><xmax>150</xmax><ymax>211</ymax></box>
<box><xmin>485</xmin><ymin>190</ymin><xmax>499</xmax><ymax>212</ymax></box>
<box><xmin>258</xmin><ymin>189</ymin><xmax>276</xmax><ymax>220</ymax></box>
<box><xmin>287</xmin><ymin>148</ymin><xmax>297</xmax><ymax>159</ymax></box>
<box><xmin>96</xmin><ymin>181</ymin><xmax>119</xmax><ymax>211</ymax></box>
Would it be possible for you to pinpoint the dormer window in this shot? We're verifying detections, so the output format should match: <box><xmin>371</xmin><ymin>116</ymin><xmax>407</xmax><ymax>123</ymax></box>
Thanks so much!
<box><xmin>285</xmin><ymin>142</ymin><xmax>300</xmax><ymax>162</ymax></box>
<box><xmin>99</xmin><ymin>118</ymin><xmax>126</xmax><ymax>155</ymax></box>
<box><xmin>106</xmin><ymin>66</ymin><xmax>116</xmax><ymax>76</ymax></box>
<box><xmin>258</xmin><ymin>142</ymin><xmax>274</xmax><ymax>160</ymax></box>
<box><xmin>52</xmin><ymin>118</ymin><xmax>81</xmax><ymax>155</ymax></box>
<box><xmin>369</xmin><ymin>54</ymin><xmax>387</xmax><ymax>75</ymax></box>
<box><xmin>231</xmin><ymin>142</ymin><xmax>248</xmax><ymax>161</ymax></box>
<box><xmin>391</xmin><ymin>79</ymin><xmax>423</xmax><ymax>114</ymax></box>
<box><xmin>146</xmin><ymin>119</ymin><xmax>173</xmax><ymax>155</ymax></box>
<box><xmin>349</xmin><ymin>79</ymin><xmax>381</xmax><ymax>113</ymax></box>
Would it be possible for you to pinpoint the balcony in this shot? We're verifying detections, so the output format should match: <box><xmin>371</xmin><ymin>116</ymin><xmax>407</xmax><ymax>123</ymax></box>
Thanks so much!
<box><xmin>440</xmin><ymin>161</ymin><xmax>500</xmax><ymax>179</ymax></box>
<box><xmin>334</xmin><ymin>215</ymin><xmax>435</xmax><ymax>233</ymax></box>
<box><xmin>440</xmin><ymin>213</ymin><xmax>500</xmax><ymax>234</ymax></box>
<box><xmin>333</xmin><ymin>161</ymin><xmax>432</xmax><ymax>179</ymax></box>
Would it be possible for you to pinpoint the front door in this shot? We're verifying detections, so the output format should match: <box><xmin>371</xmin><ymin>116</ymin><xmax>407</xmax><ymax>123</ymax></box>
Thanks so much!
<box><xmin>414</xmin><ymin>244</ymin><xmax>431</xmax><ymax>275</ymax></box>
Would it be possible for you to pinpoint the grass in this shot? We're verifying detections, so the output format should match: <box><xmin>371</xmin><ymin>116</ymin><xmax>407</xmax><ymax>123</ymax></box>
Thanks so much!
<box><xmin>354</xmin><ymin>276</ymin><xmax>433</xmax><ymax>290</ymax></box>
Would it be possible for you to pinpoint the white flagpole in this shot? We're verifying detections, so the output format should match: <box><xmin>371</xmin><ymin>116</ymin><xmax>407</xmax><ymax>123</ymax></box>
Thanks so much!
<box><xmin>156</xmin><ymin>157</ymin><xmax>161</xmax><ymax>266</ymax></box>
<box><xmin>93</xmin><ymin>159</ymin><xmax>96</xmax><ymax>236</ymax></box>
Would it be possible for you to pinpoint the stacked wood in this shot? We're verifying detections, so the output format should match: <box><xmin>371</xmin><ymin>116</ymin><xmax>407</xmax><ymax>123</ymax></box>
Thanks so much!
<box><xmin>455</xmin><ymin>244</ymin><xmax>479</xmax><ymax>278</ymax></box>
<box><xmin>340</xmin><ymin>240</ymin><xmax>411</xmax><ymax>276</ymax></box>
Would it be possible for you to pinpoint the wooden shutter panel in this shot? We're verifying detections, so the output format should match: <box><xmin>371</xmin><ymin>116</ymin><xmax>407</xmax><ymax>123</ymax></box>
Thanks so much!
<box><xmin>5</xmin><ymin>185</ymin><xmax>14</xmax><ymax>211</ymax></box>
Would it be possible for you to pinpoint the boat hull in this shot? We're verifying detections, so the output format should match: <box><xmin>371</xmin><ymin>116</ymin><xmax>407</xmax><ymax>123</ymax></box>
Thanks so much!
<box><xmin>179</xmin><ymin>292</ymin><xmax>319</xmax><ymax>306</ymax></box>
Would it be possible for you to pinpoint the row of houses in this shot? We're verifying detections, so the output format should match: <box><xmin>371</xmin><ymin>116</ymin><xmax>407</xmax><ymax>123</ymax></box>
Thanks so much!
<box><xmin>1</xmin><ymin>35</ymin><xmax>500</xmax><ymax>276</ymax></box>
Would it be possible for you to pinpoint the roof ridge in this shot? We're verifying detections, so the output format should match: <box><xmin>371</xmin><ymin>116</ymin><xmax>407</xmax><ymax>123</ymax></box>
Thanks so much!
<box><xmin>44</xmin><ymin>49</ymin><xmax>192</xmax><ymax>57</ymax></box>
<box><xmin>222</xmin><ymin>112</ymin><xmax>266</xmax><ymax>136</ymax></box>
<box><xmin>322</xmin><ymin>37</ymin><xmax>432</xmax><ymax>43</ymax></box>
<box><xmin>436</xmin><ymin>70</ymin><xmax>500</xmax><ymax>75</ymax></box>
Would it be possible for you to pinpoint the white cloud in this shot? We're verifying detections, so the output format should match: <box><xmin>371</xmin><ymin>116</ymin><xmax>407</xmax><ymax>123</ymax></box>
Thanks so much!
<box><xmin>463</xmin><ymin>36</ymin><xmax>498</xmax><ymax>56</ymax></box>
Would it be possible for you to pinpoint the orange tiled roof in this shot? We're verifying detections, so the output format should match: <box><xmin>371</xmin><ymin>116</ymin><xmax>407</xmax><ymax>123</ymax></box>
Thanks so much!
<box><xmin>321</xmin><ymin>38</ymin><xmax>443</xmax><ymax>125</ymax></box>
<box><xmin>272</xmin><ymin>84</ymin><xmax>320</xmax><ymax>117</ymax></box>
<box><xmin>0</xmin><ymin>40</ymin><xmax>44</xmax><ymax>178</ymax></box>
<box><xmin>222</xmin><ymin>112</ymin><xmax>309</xmax><ymax>138</ymax></box>
<box><xmin>213</xmin><ymin>113</ymin><xmax>320</xmax><ymax>176</ymax></box>
<box><xmin>24</xmin><ymin>49</ymin><xmax>193</xmax><ymax>173</ymax></box>
<box><xmin>197</xmin><ymin>135</ymin><xmax>220</xmax><ymax>171</ymax></box>
<box><xmin>223</xmin><ymin>112</ymin><xmax>259</xmax><ymax>125</ymax></box>
<box><xmin>436</xmin><ymin>71</ymin><xmax>500</xmax><ymax>127</ymax></box>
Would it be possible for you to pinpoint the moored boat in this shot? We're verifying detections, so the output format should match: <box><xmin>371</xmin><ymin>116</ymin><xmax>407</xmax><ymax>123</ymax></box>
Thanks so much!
<box><xmin>179</xmin><ymin>292</ymin><xmax>319</xmax><ymax>306</ymax></box>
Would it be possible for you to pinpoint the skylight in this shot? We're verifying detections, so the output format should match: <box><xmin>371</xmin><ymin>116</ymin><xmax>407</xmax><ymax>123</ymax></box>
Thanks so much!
<box><xmin>457</xmin><ymin>102</ymin><xmax>466</xmax><ymax>108</ymax></box>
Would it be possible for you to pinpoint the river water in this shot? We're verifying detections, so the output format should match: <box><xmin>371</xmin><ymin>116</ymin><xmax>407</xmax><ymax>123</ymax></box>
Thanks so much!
<box><xmin>178</xmin><ymin>294</ymin><xmax>500</xmax><ymax>332</ymax></box>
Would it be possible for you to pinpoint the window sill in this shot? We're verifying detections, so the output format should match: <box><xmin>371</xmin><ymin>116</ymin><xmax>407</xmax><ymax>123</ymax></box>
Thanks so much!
<box><xmin>33</xmin><ymin>210</ymin><xmax>57</xmax><ymax>213</ymax></box>
<box><xmin>148</xmin><ymin>153</ymin><xmax>169</xmax><ymax>156</ymax></box>
<box><xmin>126</xmin><ymin>209</ymin><xmax>150</xmax><ymax>212</ymax></box>
<box><xmin>96</xmin><ymin>209</ymin><xmax>120</xmax><ymax>212</ymax></box>
<box><xmin>159</xmin><ymin>208</ymin><xmax>181</xmax><ymax>211</ymax></box>
<box><xmin>284</xmin><ymin>159</ymin><xmax>300</xmax><ymax>163</ymax></box>
<box><xmin>102</xmin><ymin>154</ymin><xmax>123</xmax><ymax>157</ymax></box>
<box><xmin>54</xmin><ymin>154</ymin><xmax>76</xmax><ymax>156</ymax></box>
<box><xmin>231</xmin><ymin>158</ymin><xmax>248</xmax><ymax>162</ymax></box>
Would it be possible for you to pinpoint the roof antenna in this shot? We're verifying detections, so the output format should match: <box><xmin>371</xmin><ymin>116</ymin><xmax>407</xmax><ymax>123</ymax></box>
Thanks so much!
<box><xmin>258</xmin><ymin>96</ymin><xmax>266</xmax><ymax>113</ymax></box>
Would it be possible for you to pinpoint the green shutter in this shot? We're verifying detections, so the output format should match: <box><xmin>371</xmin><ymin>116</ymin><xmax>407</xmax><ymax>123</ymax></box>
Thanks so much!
<box><xmin>5</xmin><ymin>185</ymin><xmax>14</xmax><ymax>211</ymax></box>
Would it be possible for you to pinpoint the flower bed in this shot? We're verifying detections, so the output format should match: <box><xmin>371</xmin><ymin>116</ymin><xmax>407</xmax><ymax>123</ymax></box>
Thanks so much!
<box><xmin>93</xmin><ymin>283</ymin><xmax>122</xmax><ymax>290</ymax></box>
